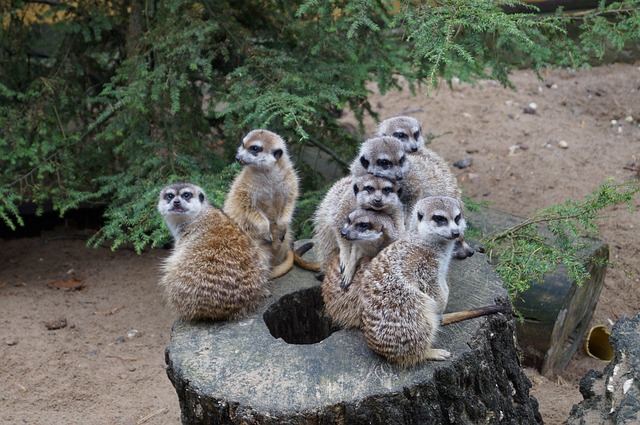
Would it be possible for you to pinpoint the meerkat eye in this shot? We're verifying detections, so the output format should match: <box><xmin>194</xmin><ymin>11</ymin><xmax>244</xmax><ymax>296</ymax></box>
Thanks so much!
<box><xmin>432</xmin><ymin>215</ymin><xmax>447</xmax><ymax>225</ymax></box>
<box><xmin>382</xmin><ymin>187</ymin><xmax>392</xmax><ymax>195</ymax></box>
<box><xmin>356</xmin><ymin>223</ymin><xmax>371</xmax><ymax>231</ymax></box>
<box><xmin>165</xmin><ymin>193</ymin><xmax>175</xmax><ymax>201</ymax></box>
<box><xmin>393</xmin><ymin>132</ymin><xmax>408</xmax><ymax>141</ymax></box>
<box><xmin>376</xmin><ymin>158</ymin><xmax>391</xmax><ymax>169</ymax></box>
<box><xmin>364</xmin><ymin>186</ymin><xmax>374</xmax><ymax>193</ymax></box>
<box><xmin>399</xmin><ymin>155</ymin><xmax>406</xmax><ymax>166</ymax></box>
<box><xmin>413</xmin><ymin>131</ymin><xmax>421</xmax><ymax>140</ymax></box>
<box><xmin>249</xmin><ymin>145</ymin><xmax>263</xmax><ymax>154</ymax></box>
<box><xmin>182</xmin><ymin>192</ymin><xmax>192</xmax><ymax>200</ymax></box>
<box><xmin>454</xmin><ymin>214</ymin><xmax>461</xmax><ymax>224</ymax></box>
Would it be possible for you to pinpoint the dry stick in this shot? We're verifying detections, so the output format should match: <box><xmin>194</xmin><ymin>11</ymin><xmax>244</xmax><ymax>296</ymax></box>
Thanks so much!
<box><xmin>441</xmin><ymin>304</ymin><xmax>508</xmax><ymax>326</ymax></box>
<box><xmin>136</xmin><ymin>408</ymin><xmax>169</xmax><ymax>425</ymax></box>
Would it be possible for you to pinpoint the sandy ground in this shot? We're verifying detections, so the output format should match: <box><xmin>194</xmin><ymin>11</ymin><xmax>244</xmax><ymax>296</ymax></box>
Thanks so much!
<box><xmin>1</xmin><ymin>62</ymin><xmax>639</xmax><ymax>424</ymax></box>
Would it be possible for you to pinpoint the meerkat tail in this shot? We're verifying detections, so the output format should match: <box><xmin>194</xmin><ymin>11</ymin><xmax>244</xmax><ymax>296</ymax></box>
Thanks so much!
<box><xmin>269</xmin><ymin>249</ymin><xmax>295</xmax><ymax>280</ymax></box>
<box><xmin>291</xmin><ymin>242</ymin><xmax>322</xmax><ymax>272</ymax></box>
<box><xmin>441</xmin><ymin>304</ymin><xmax>507</xmax><ymax>326</ymax></box>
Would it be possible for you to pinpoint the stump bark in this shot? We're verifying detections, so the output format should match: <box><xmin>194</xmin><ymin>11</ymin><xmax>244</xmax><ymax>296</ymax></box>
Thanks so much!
<box><xmin>165</xmin><ymin>242</ymin><xmax>542</xmax><ymax>424</ymax></box>
<box><xmin>467</xmin><ymin>207</ymin><xmax>609</xmax><ymax>376</ymax></box>
<box><xmin>567</xmin><ymin>313</ymin><xmax>640</xmax><ymax>425</ymax></box>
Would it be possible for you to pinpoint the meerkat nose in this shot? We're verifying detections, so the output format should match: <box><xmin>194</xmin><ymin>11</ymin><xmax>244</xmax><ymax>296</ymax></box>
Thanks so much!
<box><xmin>340</xmin><ymin>229</ymin><xmax>349</xmax><ymax>238</ymax></box>
<box><xmin>395</xmin><ymin>172</ymin><xmax>403</xmax><ymax>180</ymax></box>
<box><xmin>411</xmin><ymin>146</ymin><xmax>418</xmax><ymax>152</ymax></box>
<box><xmin>451</xmin><ymin>230</ymin><xmax>460</xmax><ymax>238</ymax></box>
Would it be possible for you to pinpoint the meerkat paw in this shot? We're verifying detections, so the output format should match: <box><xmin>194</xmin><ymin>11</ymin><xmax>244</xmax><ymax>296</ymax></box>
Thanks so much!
<box><xmin>424</xmin><ymin>348</ymin><xmax>451</xmax><ymax>361</ymax></box>
<box><xmin>339</xmin><ymin>262</ymin><xmax>356</xmax><ymax>290</ymax></box>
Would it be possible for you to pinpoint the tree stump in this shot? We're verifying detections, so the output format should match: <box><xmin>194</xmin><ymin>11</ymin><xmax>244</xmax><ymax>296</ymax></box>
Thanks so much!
<box><xmin>567</xmin><ymin>313</ymin><xmax>640</xmax><ymax>424</ymax></box>
<box><xmin>165</xmin><ymin>243</ymin><xmax>542</xmax><ymax>424</ymax></box>
<box><xmin>467</xmin><ymin>207</ymin><xmax>609</xmax><ymax>377</ymax></box>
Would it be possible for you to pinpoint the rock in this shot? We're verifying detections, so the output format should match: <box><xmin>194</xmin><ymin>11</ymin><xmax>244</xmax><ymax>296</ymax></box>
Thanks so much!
<box><xmin>559</xmin><ymin>140</ymin><xmax>569</xmax><ymax>149</ymax></box>
<box><xmin>453</xmin><ymin>158</ymin><xmax>473</xmax><ymax>169</ymax></box>
<box><xmin>166</xmin><ymin>240</ymin><xmax>542</xmax><ymax>424</ymax></box>
<box><xmin>523</xmin><ymin>103</ymin><xmax>538</xmax><ymax>114</ymax></box>
<box><xmin>45</xmin><ymin>318</ymin><xmax>67</xmax><ymax>330</ymax></box>
<box><xmin>567</xmin><ymin>313</ymin><xmax>640</xmax><ymax>424</ymax></box>
<box><xmin>127</xmin><ymin>329</ymin><xmax>142</xmax><ymax>339</ymax></box>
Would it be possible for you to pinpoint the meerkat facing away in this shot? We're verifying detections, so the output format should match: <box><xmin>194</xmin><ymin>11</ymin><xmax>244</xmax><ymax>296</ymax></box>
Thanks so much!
<box><xmin>312</xmin><ymin>174</ymin><xmax>404</xmax><ymax>285</ymax></box>
<box><xmin>159</xmin><ymin>206</ymin><xmax>270</xmax><ymax>321</ymax></box>
<box><xmin>377</xmin><ymin>116</ymin><xmax>474</xmax><ymax>260</ymax></box>
<box><xmin>322</xmin><ymin>209</ymin><xmax>398</xmax><ymax>329</ymax></box>
<box><xmin>223</xmin><ymin>129</ymin><xmax>299</xmax><ymax>277</ymax></box>
<box><xmin>360</xmin><ymin>196</ymin><xmax>466</xmax><ymax>367</ymax></box>
<box><xmin>158</xmin><ymin>182</ymin><xmax>209</xmax><ymax>243</ymax></box>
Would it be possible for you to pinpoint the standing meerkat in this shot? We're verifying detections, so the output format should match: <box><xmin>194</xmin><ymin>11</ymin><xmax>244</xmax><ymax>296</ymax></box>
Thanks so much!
<box><xmin>377</xmin><ymin>116</ymin><xmax>474</xmax><ymax>259</ymax></box>
<box><xmin>312</xmin><ymin>173</ymin><xmax>404</xmax><ymax>285</ymax></box>
<box><xmin>223</xmin><ymin>129</ymin><xmax>299</xmax><ymax>278</ymax></box>
<box><xmin>157</xmin><ymin>182</ymin><xmax>209</xmax><ymax>243</ymax></box>
<box><xmin>322</xmin><ymin>209</ymin><xmax>398</xmax><ymax>329</ymax></box>
<box><xmin>159</xmin><ymin>206</ymin><xmax>270</xmax><ymax>321</ymax></box>
<box><xmin>360</xmin><ymin>196</ymin><xmax>466</xmax><ymax>367</ymax></box>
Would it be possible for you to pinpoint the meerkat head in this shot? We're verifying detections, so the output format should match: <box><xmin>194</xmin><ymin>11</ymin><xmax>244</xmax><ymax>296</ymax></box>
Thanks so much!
<box><xmin>340</xmin><ymin>209</ymin><xmax>389</xmax><ymax>243</ymax></box>
<box><xmin>411</xmin><ymin>196</ymin><xmax>466</xmax><ymax>242</ymax></box>
<box><xmin>376</xmin><ymin>116</ymin><xmax>425</xmax><ymax>154</ymax></box>
<box><xmin>235</xmin><ymin>129</ymin><xmax>288</xmax><ymax>169</ymax></box>
<box><xmin>352</xmin><ymin>174</ymin><xmax>402</xmax><ymax>212</ymax></box>
<box><xmin>158</xmin><ymin>182</ymin><xmax>208</xmax><ymax>241</ymax></box>
<box><xmin>350</xmin><ymin>136</ymin><xmax>407</xmax><ymax>181</ymax></box>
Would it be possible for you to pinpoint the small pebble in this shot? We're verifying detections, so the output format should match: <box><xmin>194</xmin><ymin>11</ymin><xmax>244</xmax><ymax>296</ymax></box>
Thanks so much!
<box><xmin>624</xmin><ymin>116</ymin><xmax>634</xmax><ymax>123</ymax></box>
<box><xmin>611</xmin><ymin>119</ymin><xmax>618</xmax><ymax>126</ymax></box>
<box><xmin>6</xmin><ymin>338</ymin><xmax>18</xmax><ymax>346</ymax></box>
<box><xmin>558</xmin><ymin>140</ymin><xmax>569</xmax><ymax>149</ymax></box>
<box><xmin>618</xmin><ymin>127</ymin><xmax>623</xmax><ymax>134</ymax></box>
<box><xmin>127</xmin><ymin>329</ymin><xmax>142</xmax><ymax>339</ymax></box>
<box><xmin>523</xmin><ymin>103</ymin><xmax>537</xmax><ymax>114</ymax></box>
<box><xmin>114</xmin><ymin>336</ymin><xmax>126</xmax><ymax>344</ymax></box>
<box><xmin>453</xmin><ymin>158</ymin><xmax>473</xmax><ymax>169</ymax></box>
<box><xmin>45</xmin><ymin>318</ymin><xmax>68</xmax><ymax>330</ymax></box>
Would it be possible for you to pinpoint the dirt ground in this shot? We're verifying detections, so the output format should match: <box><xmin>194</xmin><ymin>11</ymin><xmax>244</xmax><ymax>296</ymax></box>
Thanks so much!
<box><xmin>1</xmin><ymin>62</ymin><xmax>639</xmax><ymax>425</ymax></box>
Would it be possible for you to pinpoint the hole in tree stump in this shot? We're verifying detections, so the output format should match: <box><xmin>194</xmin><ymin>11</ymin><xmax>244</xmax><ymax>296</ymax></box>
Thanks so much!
<box><xmin>263</xmin><ymin>286</ymin><xmax>340</xmax><ymax>344</ymax></box>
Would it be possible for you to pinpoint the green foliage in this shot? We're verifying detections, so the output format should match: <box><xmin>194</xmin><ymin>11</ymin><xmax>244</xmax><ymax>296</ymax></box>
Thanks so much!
<box><xmin>480</xmin><ymin>180</ymin><xmax>640</xmax><ymax>300</ymax></box>
<box><xmin>1</xmin><ymin>0</ymin><xmax>639</xmax><ymax>252</ymax></box>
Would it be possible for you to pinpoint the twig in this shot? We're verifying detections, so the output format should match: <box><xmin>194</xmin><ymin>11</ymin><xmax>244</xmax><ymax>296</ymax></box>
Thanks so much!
<box><xmin>136</xmin><ymin>408</ymin><xmax>169</xmax><ymax>424</ymax></box>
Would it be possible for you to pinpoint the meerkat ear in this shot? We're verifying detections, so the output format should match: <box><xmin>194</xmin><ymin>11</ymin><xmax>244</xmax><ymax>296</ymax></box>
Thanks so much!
<box><xmin>359</xmin><ymin>156</ymin><xmax>370</xmax><ymax>170</ymax></box>
<box><xmin>199</xmin><ymin>192</ymin><xmax>205</xmax><ymax>203</ymax></box>
<box><xmin>353</xmin><ymin>184</ymin><xmax>359</xmax><ymax>196</ymax></box>
<box><xmin>273</xmin><ymin>149</ymin><xmax>283</xmax><ymax>160</ymax></box>
<box><xmin>417</xmin><ymin>212</ymin><xmax>424</xmax><ymax>222</ymax></box>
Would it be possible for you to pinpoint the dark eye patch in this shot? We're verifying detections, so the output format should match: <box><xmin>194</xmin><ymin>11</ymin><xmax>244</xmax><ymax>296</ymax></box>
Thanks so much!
<box><xmin>432</xmin><ymin>215</ymin><xmax>447</xmax><ymax>225</ymax></box>
<box><xmin>249</xmin><ymin>145</ymin><xmax>263</xmax><ymax>154</ymax></box>
<box><xmin>454</xmin><ymin>214</ymin><xmax>461</xmax><ymax>225</ymax></box>
<box><xmin>364</xmin><ymin>185</ymin><xmax>374</xmax><ymax>193</ymax></box>
<box><xmin>413</xmin><ymin>131</ymin><xmax>420</xmax><ymax>140</ymax></box>
<box><xmin>181</xmin><ymin>192</ymin><xmax>192</xmax><ymax>200</ymax></box>
<box><xmin>356</xmin><ymin>223</ymin><xmax>371</xmax><ymax>231</ymax></box>
<box><xmin>165</xmin><ymin>193</ymin><xmax>175</xmax><ymax>201</ymax></box>
<box><xmin>376</xmin><ymin>159</ymin><xmax>391</xmax><ymax>169</ymax></box>
<box><xmin>393</xmin><ymin>132</ymin><xmax>408</xmax><ymax>140</ymax></box>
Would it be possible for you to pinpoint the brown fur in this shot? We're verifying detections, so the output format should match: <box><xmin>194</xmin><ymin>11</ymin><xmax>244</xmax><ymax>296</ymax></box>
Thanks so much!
<box><xmin>159</xmin><ymin>207</ymin><xmax>270</xmax><ymax>321</ymax></box>
<box><xmin>360</xmin><ymin>196</ymin><xmax>466</xmax><ymax>367</ymax></box>
<box><xmin>312</xmin><ymin>174</ymin><xmax>403</xmax><ymax>282</ymax></box>
<box><xmin>377</xmin><ymin>116</ymin><xmax>474</xmax><ymax>259</ymax></box>
<box><xmin>223</xmin><ymin>129</ymin><xmax>299</xmax><ymax>277</ymax></box>
<box><xmin>321</xmin><ymin>209</ymin><xmax>398</xmax><ymax>328</ymax></box>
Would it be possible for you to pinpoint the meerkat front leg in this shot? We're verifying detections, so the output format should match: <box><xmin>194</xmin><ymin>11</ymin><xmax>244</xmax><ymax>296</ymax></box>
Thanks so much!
<box><xmin>422</xmin><ymin>348</ymin><xmax>451</xmax><ymax>361</ymax></box>
<box><xmin>338</xmin><ymin>240</ymin><xmax>360</xmax><ymax>290</ymax></box>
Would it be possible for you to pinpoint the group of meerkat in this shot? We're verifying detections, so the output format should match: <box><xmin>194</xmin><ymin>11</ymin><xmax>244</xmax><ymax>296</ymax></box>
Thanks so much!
<box><xmin>317</xmin><ymin>116</ymin><xmax>504</xmax><ymax>367</ymax></box>
<box><xmin>157</xmin><ymin>129</ymin><xmax>303</xmax><ymax>321</ymax></box>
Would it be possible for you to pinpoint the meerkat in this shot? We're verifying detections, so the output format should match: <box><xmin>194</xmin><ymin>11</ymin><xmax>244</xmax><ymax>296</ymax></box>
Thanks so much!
<box><xmin>159</xmin><ymin>206</ymin><xmax>270</xmax><ymax>321</ymax></box>
<box><xmin>321</xmin><ymin>209</ymin><xmax>398</xmax><ymax>329</ymax></box>
<box><xmin>223</xmin><ymin>129</ymin><xmax>299</xmax><ymax>278</ymax></box>
<box><xmin>157</xmin><ymin>182</ymin><xmax>209</xmax><ymax>243</ymax></box>
<box><xmin>312</xmin><ymin>173</ymin><xmax>404</xmax><ymax>286</ymax></box>
<box><xmin>360</xmin><ymin>196</ymin><xmax>466</xmax><ymax>367</ymax></box>
<box><xmin>349</xmin><ymin>136</ymin><xmax>408</xmax><ymax>181</ymax></box>
<box><xmin>377</xmin><ymin>116</ymin><xmax>474</xmax><ymax>260</ymax></box>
